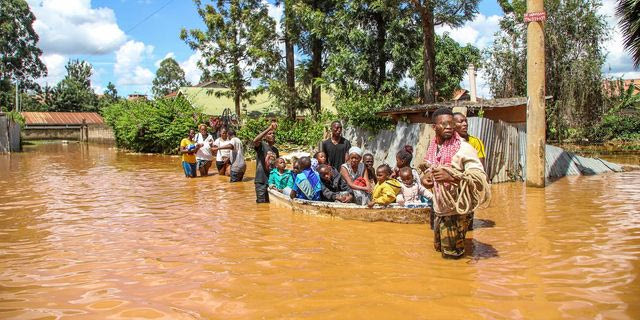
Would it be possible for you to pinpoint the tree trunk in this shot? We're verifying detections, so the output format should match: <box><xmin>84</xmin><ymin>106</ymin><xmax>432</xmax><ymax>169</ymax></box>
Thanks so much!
<box><xmin>420</xmin><ymin>5</ymin><xmax>436</xmax><ymax>103</ymax></box>
<box><xmin>234</xmin><ymin>88</ymin><xmax>241</xmax><ymax>118</ymax></box>
<box><xmin>375</xmin><ymin>13</ymin><xmax>387</xmax><ymax>92</ymax></box>
<box><xmin>284</xmin><ymin>0</ymin><xmax>296</xmax><ymax>120</ymax></box>
<box><xmin>311</xmin><ymin>36</ymin><xmax>322</xmax><ymax>115</ymax></box>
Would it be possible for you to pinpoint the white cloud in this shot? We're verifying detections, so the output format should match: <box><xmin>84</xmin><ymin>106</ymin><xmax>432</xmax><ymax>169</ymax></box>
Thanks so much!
<box><xmin>600</xmin><ymin>0</ymin><xmax>636</xmax><ymax>76</ymax></box>
<box><xmin>460</xmin><ymin>69</ymin><xmax>492</xmax><ymax>99</ymax></box>
<box><xmin>436</xmin><ymin>14</ymin><xmax>502</xmax><ymax>50</ymax></box>
<box><xmin>37</xmin><ymin>53</ymin><xmax>67</xmax><ymax>87</ymax></box>
<box><xmin>180</xmin><ymin>51</ymin><xmax>203</xmax><ymax>85</ymax></box>
<box><xmin>154</xmin><ymin>52</ymin><xmax>176</xmax><ymax>68</ymax></box>
<box><xmin>114</xmin><ymin>40</ymin><xmax>154</xmax><ymax>87</ymax></box>
<box><xmin>28</xmin><ymin>0</ymin><xmax>127</xmax><ymax>55</ymax></box>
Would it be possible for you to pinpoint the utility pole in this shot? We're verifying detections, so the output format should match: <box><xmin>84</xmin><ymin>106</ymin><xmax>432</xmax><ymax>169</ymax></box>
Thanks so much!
<box><xmin>15</xmin><ymin>80</ymin><xmax>20</xmax><ymax>112</ymax></box>
<box><xmin>525</xmin><ymin>0</ymin><xmax>546</xmax><ymax>187</ymax></box>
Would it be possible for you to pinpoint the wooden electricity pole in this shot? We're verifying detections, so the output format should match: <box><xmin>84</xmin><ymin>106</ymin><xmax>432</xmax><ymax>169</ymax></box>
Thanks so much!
<box><xmin>525</xmin><ymin>0</ymin><xmax>546</xmax><ymax>187</ymax></box>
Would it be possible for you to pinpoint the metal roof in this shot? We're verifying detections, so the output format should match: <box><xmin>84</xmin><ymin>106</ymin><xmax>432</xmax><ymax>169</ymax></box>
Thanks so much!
<box><xmin>21</xmin><ymin>112</ymin><xmax>104</xmax><ymax>125</ymax></box>
<box><xmin>379</xmin><ymin>96</ymin><xmax>553</xmax><ymax>115</ymax></box>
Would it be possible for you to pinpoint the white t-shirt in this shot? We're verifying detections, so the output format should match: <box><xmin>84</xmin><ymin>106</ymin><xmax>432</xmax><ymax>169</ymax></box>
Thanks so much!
<box><xmin>214</xmin><ymin>137</ymin><xmax>233</xmax><ymax>162</ymax></box>
<box><xmin>194</xmin><ymin>133</ymin><xmax>214</xmax><ymax>161</ymax></box>
<box><xmin>230</xmin><ymin>137</ymin><xmax>246</xmax><ymax>172</ymax></box>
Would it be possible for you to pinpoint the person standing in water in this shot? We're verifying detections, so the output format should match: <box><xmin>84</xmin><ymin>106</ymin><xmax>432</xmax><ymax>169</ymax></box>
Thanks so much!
<box><xmin>422</xmin><ymin>108</ymin><xmax>489</xmax><ymax>259</ymax></box>
<box><xmin>194</xmin><ymin>124</ymin><xmax>214</xmax><ymax>177</ymax></box>
<box><xmin>228</xmin><ymin>128</ymin><xmax>246</xmax><ymax>182</ymax></box>
<box><xmin>453</xmin><ymin>112</ymin><xmax>487</xmax><ymax>230</ymax></box>
<box><xmin>453</xmin><ymin>112</ymin><xmax>486</xmax><ymax>169</ymax></box>
<box><xmin>179</xmin><ymin>129</ymin><xmax>199</xmax><ymax>178</ymax></box>
<box><xmin>253</xmin><ymin>121</ymin><xmax>279</xmax><ymax>203</ymax></box>
<box><xmin>321</xmin><ymin>121</ymin><xmax>351</xmax><ymax>169</ymax></box>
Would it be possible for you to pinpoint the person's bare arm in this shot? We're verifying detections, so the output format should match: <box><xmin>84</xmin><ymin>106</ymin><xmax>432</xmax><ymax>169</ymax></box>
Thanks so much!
<box><xmin>340</xmin><ymin>167</ymin><xmax>368</xmax><ymax>192</ymax></box>
<box><xmin>253</xmin><ymin>122</ymin><xmax>277</xmax><ymax>147</ymax></box>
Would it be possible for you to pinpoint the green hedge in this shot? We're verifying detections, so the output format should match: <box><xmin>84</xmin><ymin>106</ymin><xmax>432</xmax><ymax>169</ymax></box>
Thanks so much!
<box><xmin>102</xmin><ymin>97</ymin><xmax>206</xmax><ymax>154</ymax></box>
<box><xmin>236</xmin><ymin>112</ymin><xmax>336</xmax><ymax>151</ymax></box>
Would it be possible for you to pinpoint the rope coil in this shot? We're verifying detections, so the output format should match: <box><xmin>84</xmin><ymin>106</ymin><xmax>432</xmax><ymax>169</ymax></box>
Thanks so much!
<box><xmin>433</xmin><ymin>167</ymin><xmax>491</xmax><ymax>216</ymax></box>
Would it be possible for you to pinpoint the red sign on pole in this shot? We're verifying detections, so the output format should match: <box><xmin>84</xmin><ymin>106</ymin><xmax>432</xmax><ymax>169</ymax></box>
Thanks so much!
<box><xmin>524</xmin><ymin>11</ymin><xmax>546</xmax><ymax>22</ymax></box>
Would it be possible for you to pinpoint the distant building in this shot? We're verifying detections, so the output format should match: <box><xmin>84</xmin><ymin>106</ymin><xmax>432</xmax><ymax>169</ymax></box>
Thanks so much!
<box><xmin>379</xmin><ymin>96</ymin><xmax>553</xmax><ymax>125</ymax></box>
<box><xmin>602</xmin><ymin>79</ymin><xmax>640</xmax><ymax>96</ymax></box>
<box><xmin>173</xmin><ymin>82</ymin><xmax>336</xmax><ymax>117</ymax></box>
<box><xmin>127</xmin><ymin>93</ymin><xmax>147</xmax><ymax>101</ymax></box>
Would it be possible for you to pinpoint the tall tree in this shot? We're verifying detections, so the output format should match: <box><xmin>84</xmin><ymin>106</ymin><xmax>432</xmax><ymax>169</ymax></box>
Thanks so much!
<box><xmin>296</xmin><ymin>0</ymin><xmax>338</xmax><ymax>114</ymax></box>
<box><xmin>0</xmin><ymin>0</ymin><xmax>47</xmax><ymax>110</ymax></box>
<box><xmin>181</xmin><ymin>0</ymin><xmax>280</xmax><ymax>118</ymax></box>
<box><xmin>324</xmin><ymin>0</ymin><xmax>421</xmax><ymax>93</ymax></box>
<box><xmin>53</xmin><ymin>60</ymin><xmax>98</xmax><ymax>112</ymax></box>
<box><xmin>617</xmin><ymin>0</ymin><xmax>640</xmax><ymax>68</ymax></box>
<box><xmin>152</xmin><ymin>57</ymin><xmax>189</xmax><ymax>98</ymax></box>
<box><xmin>409</xmin><ymin>0</ymin><xmax>479</xmax><ymax>103</ymax></box>
<box><xmin>104</xmin><ymin>82</ymin><xmax>118</xmax><ymax>101</ymax></box>
<box><xmin>485</xmin><ymin>0</ymin><xmax>608</xmax><ymax>139</ymax></box>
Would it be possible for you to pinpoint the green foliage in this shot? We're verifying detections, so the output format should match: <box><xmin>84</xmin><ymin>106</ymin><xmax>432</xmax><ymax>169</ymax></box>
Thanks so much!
<box><xmin>181</xmin><ymin>0</ymin><xmax>280</xmax><ymax>117</ymax></box>
<box><xmin>485</xmin><ymin>0</ymin><xmax>608</xmax><ymax>141</ymax></box>
<box><xmin>5</xmin><ymin>110</ymin><xmax>25</xmax><ymax>126</ymax></box>
<box><xmin>334</xmin><ymin>86</ymin><xmax>398</xmax><ymax>132</ymax></box>
<box><xmin>0</xmin><ymin>0</ymin><xmax>47</xmax><ymax>98</ymax></box>
<box><xmin>152</xmin><ymin>58</ymin><xmax>189</xmax><ymax>98</ymax></box>
<box><xmin>589</xmin><ymin>82</ymin><xmax>640</xmax><ymax>142</ymax></box>
<box><xmin>237</xmin><ymin>112</ymin><xmax>335</xmax><ymax>150</ymax></box>
<box><xmin>52</xmin><ymin>60</ymin><xmax>98</xmax><ymax>112</ymax></box>
<box><xmin>411</xmin><ymin>33</ymin><xmax>481</xmax><ymax>100</ymax></box>
<box><xmin>616</xmin><ymin>0</ymin><xmax>640</xmax><ymax>68</ymax></box>
<box><xmin>102</xmin><ymin>97</ymin><xmax>206</xmax><ymax>154</ymax></box>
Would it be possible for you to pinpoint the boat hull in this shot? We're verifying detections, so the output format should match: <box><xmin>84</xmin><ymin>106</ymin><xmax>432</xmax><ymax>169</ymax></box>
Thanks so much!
<box><xmin>268</xmin><ymin>190</ymin><xmax>430</xmax><ymax>224</ymax></box>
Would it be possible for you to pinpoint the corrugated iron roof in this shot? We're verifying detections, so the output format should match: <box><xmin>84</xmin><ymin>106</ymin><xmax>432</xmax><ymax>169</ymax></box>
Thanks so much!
<box><xmin>21</xmin><ymin>112</ymin><xmax>104</xmax><ymax>125</ymax></box>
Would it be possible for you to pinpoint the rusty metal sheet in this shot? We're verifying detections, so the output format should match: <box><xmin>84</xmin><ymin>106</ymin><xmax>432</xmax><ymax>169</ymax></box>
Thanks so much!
<box><xmin>467</xmin><ymin>117</ymin><xmax>496</xmax><ymax>179</ymax></box>
<box><xmin>21</xmin><ymin>112</ymin><xmax>104</xmax><ymax>125</ymax></box>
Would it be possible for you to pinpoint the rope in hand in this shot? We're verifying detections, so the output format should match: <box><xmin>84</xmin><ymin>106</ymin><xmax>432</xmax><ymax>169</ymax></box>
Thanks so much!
<box><xmin>433</xmin><ymin>167</ymin><xmax>491</xmax><ymax>216</ymax></box>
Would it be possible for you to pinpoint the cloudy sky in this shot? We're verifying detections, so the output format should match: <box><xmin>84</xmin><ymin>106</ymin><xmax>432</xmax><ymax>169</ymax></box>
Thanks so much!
<box><xmin>28</xmin><ymin>0</ymin><xmax>637</xmax><ymax>98</ymax></box>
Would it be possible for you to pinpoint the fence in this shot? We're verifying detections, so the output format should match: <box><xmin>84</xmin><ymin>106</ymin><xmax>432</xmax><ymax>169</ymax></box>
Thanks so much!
<box><xmin>467</xmin><ymin>117</ymin><xmax>622</xmax><ymax>183</ymax></box>
<box><xmin>0</xmin><ymin>113</ymin><xmax>21</xmax><ymax>153</ymax></box>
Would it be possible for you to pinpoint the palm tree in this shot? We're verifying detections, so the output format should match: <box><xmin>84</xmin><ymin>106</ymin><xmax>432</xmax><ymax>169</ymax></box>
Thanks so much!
<box><xmin>617</xmin><ymin>0</ymin><xmax>640</xmax><ymax>68</ymax></box>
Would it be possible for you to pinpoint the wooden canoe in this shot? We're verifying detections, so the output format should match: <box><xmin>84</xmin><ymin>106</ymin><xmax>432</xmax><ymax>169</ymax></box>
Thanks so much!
<box><xmin>268</xmin><ymin>189</ymin><xmax>430</xmax><ymax>224</ymax></box>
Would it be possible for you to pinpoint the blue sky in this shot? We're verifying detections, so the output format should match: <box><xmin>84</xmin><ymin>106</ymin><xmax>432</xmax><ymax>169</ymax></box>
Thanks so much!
<box><xmin>28</xmin><ymin>0</ymin><xmax>637</xmax><ymax>98</ymax></box>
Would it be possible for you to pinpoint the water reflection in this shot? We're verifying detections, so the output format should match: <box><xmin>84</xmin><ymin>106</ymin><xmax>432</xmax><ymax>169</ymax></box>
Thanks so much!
<box><xmin>0</xmin><ymin>143</ymin><xmax>639</xmax><ymax>319</ymax></box>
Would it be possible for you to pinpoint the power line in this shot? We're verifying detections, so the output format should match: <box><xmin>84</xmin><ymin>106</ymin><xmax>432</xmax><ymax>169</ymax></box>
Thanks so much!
<box><xmin>125</xmin><ymin>0</ymin><xmax>175</xmax><ymax>34</ymax></box>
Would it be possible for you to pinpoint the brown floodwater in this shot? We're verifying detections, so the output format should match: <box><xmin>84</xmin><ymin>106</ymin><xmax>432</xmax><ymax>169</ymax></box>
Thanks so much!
<box><xmin>1</xmin><ymin>142</ymin><xmax>639</xmax><ymax>319</ymax></box>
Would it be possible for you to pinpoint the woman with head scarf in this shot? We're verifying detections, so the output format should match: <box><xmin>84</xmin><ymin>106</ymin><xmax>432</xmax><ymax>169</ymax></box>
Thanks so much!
<box><xmin>339</xmin><ymin>146</ymin><xmax>371</xmax><ymax>205</ymax></box>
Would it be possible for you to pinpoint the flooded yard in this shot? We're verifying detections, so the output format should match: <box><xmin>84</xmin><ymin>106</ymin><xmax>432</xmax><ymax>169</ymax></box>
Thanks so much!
<box><xmin>1</xmin><ymin>142</ymin><xmax>639</xmax><ymax>319</ymax></box>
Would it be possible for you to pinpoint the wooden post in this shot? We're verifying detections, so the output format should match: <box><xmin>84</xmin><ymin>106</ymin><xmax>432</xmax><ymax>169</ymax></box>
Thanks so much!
<box><xmin>525</xmin><ymin>0</ymin><xmax>546</xmax><ymax>187</ymax></box>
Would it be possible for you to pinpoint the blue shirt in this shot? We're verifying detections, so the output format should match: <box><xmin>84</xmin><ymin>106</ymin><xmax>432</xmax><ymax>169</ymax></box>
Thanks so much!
<box><xmin>292</xmin><ymin>168</ymin><xmax>322</xmax><ymax>201</ymax></box>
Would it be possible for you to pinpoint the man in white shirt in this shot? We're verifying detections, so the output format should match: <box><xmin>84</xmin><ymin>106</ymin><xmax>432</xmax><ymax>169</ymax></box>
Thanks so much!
<box><xmin>194</xmin><ymin>124</ymin><xmax>214</xmax><ymax>176</ymax></box>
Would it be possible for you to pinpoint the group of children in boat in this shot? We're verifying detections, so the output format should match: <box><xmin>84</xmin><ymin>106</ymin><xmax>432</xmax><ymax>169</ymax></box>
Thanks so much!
<box><xmin>180</xmin><ymin>108</ymin><xmax>489</xmax><ymax>259</ymax></box>
<box><xmin>267</xmin><ymin>146</ymin><xmax>433</xmax><ymax>208</ymax></box>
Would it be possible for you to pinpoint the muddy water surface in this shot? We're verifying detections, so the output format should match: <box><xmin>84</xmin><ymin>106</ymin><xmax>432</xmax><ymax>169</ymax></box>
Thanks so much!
<box><xmin>1</xmin><ymin>143</ymin><xmax>639</xmax><ymax>319</ymax></box>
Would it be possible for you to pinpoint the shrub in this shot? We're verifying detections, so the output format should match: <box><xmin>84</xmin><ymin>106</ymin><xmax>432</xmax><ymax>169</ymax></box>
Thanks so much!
<box><xmin>334</xmin><ymin>87</ymin><xmax>399</xmax><ymax>132</ymax></box>
<box><xmin>237</xmin><ymin>112</ymin><xmax>335</xmax><ymax>151</ymax></box>
<box><xmin>102</xmin><ymin>97</ymin><xmax>206</xmax><ymax>153</ymax></box>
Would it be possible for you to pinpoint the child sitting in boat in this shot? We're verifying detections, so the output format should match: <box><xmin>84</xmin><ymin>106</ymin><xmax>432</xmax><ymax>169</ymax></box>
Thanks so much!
<box><xmin>290</xmin><ymin>156</ymin><xmax>323</xmax><ymax>201</ymax></box>
<box><xmin>368</xmin><ymin>164</ymin><xmax>402</xmax><ymax>208</ymax></box>
<box><xmin>318</xmin><ymin>164</ymin><xmax>354</xmax><ymax>203</ymax></box>
<box><xmin>268</xmin><ymin>158</ymin><xmax>294</xmax><ymax>196</ymax></box>
<box><xmin>392</xmin><ymin>146</ymin><xmax>421</xmax><ymax>183</ymax></box>
<box><xmin>396</xmin><ymin>167</ymin><xmax>433</xmax><ymax>207</ymax></box>
<box><xmin>314</xmin><ymin>151</ymin><xmax>327</xmax><ymax>165</ymax></box>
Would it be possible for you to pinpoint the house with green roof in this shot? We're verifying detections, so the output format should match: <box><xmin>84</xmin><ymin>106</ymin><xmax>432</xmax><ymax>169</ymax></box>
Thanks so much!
<box><xmin>175</xmin><ymin>81</ymin><xmax>336</xmax><ymax>117</ymax></box>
